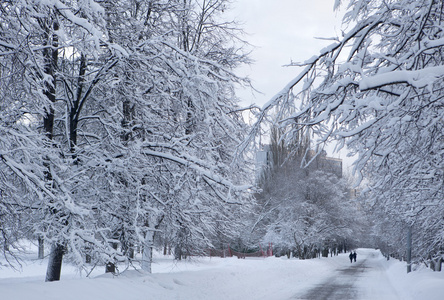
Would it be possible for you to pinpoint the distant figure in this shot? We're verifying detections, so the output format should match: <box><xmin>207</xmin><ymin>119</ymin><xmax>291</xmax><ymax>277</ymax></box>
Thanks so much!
<box><xmin>353</xmin><ymin>251</ymin><xmax>357</xmax><ymax>262</ymax></box>
<box><xmin>349</xmin><ymin>252</ymin><xmax>353</xmax><ymax>263</ymax></box>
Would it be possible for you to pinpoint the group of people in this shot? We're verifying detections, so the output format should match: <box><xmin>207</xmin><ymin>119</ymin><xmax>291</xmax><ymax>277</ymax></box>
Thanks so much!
<box><xmin>349</xmin><ymin>251</ymin><xmax>357</xmax><ymax>263</ymax></box>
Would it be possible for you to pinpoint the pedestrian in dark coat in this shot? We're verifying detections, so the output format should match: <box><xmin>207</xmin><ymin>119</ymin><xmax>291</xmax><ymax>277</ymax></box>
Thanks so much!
<box><xmin>349</xmin><ymin>252</ymin><xmax>353</xmax><ymax>263</ymax></box>
<box><xmin>353</xmin><ymin>251</ymin><xmax>357</xmax><ymax>262</ymax></box>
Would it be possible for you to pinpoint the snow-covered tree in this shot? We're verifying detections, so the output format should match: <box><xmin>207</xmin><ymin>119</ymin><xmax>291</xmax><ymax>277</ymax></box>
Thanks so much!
<box><xmin>252</xmin><ymin>125</ymin><xmax>359</xmax><ymax>258</ymax></box>
<box><xmin>0</xmin><ymin>0</ymin><xmax>120</xmax><ymax>281</ymax></box>
<box><xmin>251</xmin><ymin>0</ymin><xmax>443</xmax><ymax>263</ymax></box>
<box><xmin>1</xmin><ymin>0</ymin><xmax>253</xmax><ymax>279</ymax></box>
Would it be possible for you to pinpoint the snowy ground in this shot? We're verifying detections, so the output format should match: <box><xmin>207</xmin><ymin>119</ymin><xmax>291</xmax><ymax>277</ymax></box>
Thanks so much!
<box><xmin>1</xmin><ymin>247</ymin><xmax>443</xmax><ymax>299</ymax></box>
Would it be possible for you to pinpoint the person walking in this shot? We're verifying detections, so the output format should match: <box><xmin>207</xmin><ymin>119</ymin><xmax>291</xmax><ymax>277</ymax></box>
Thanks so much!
<box><xmin>353</xmin><ymin>251</ymin><xmax>357</xmax><ymax>262</ymax></box>
<box><xmin>349</xmin><ymin>252</ymin><xmax>353</xmax><ymax>263</ymax></box>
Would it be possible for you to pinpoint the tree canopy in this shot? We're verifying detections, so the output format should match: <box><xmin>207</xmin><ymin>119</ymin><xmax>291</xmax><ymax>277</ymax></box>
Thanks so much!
<box><xmin>252</xmin><ymin>0</ymin><xmax>443</xmax><ymax>262</ymax></box>
<box><xmin>0</xmin><ymin>0</ymin><xmax>253</xmax><ymax>280</ymax></box>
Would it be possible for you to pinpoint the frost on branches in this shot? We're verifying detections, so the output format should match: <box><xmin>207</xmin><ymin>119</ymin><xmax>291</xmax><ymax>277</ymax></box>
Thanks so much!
<box><xmin>0</xmin><ymin>0</ymin><xmax>253</xmax><ymax>280</ymax></box>
<box><xmin>253</xmin><ymin>0</ymin><xmax>443</xmax><ymax>262</ymax></box>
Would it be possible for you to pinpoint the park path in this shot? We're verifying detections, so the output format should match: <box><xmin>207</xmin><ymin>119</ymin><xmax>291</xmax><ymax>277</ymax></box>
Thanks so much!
<box><xmin>292</xmin><ymin>249</ymin><xmax>400</xmax><ymax>300</ymax></box>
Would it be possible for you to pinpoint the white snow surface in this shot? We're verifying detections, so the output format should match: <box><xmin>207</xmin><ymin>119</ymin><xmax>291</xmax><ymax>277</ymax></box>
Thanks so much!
<box><xmin>1</xmin><ymin>248</ymin><xmax>443</xmax><ymax>300</ymax></box>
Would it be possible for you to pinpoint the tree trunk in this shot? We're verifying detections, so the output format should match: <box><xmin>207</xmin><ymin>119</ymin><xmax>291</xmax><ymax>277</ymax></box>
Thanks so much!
<box><xmin>175</xmin><ymin>246</ymin><xmax>183</xmax><ymax>260</ymax></box>
<box><xmin>85</xmin><ymin>244</ymin><xmax>91</xmax><ymax>264</ymax></box>
<box><xmin>38</xmin><ymin>236</ymin><xmax>44</xmax><ymax>259</ymax></box>
<box><xmin>407</xmin><ymin>225</ymin><xmax>412</xmax><ymax>273</ymax></box>
<box><xmin>174</xmin><ymin>226</ymin><xmax>186</xmax><ymax>261</ymax></box>
<box><xmin>323</xmin><ymin>245</ymin><xmax>329</xmax><ymax>258</ymax></box>
<box><xmin>128</xmin><ymin>245</ymin><xmax>135</xmax><ymax>259</ymax></box>
<box><xmin>42</xmin><ymin>18</ymin><xmax>58</xmax><ymax>140</ymax></box>
<box><xmin>141</xmin><ymin>230</ymin><xmax>154</xmax><ymax>273</ymax></box>
<box><xmin>105</xmin><ymin>262</ymin><xmax>115</xmax><ymax>274</ymax></box>
<box><xmin>69</xmin><ymin>53</ymin><xmax>87</xmax><ymax>161</ymax></box>
<box><xmin>163</xmin><ymin>242</ymin><xmax>168</xmax><ymax>256</ymax></box>
<box><xmin>105</xmin><ymin>242</ymin><xmax>118</xmax><ymax>274</ymax></box>
<box><xmin>437</xmin><ymin>258</ymin><xmax>443</xmax><ymax>272</ymax></box>
<box><xmin>45</xmin><ymin>243</ymin><xmax>64</xmax><ymax>282</ymax></box>
<box><xmin>430</xmin><ymin>256</ymin><xmax>435</xmax><ymax>271</ymax></box>
<box><xmin>41</xmin><ymin>16</ymin><xmax>61</xmax><ymax>283</ymax></box>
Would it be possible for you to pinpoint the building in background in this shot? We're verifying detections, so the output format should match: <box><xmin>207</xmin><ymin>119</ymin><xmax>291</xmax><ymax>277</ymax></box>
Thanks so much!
<box><xmin>255</xmin><ymin>145</ymin><xmax>270</xmax><ymax>179</ymax></box>
<box><xmin>306</xmin><ymin>150</ymin><xmax>343</xmax><ymax>179</ymax></box>
<box><xmin>255</xmin><ymin>147</ymin><xmax>343</xmax><ymax>181</ymax></box>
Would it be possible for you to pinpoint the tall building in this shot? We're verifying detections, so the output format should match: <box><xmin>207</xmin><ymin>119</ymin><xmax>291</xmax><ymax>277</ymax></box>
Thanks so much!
<box><xmin>255</xmin><ymin>145</ymin><xmax>270</xmax><ymax>180</ymax></box>
<box><xmin>255</xmin><ymin>147</ymin><xmax>343</xmax><ymax>180</ymax></box>
<box><xmin>306</xmin><ymin>150</ymin><xmax>343</xmax><ymax>178</ymax></box>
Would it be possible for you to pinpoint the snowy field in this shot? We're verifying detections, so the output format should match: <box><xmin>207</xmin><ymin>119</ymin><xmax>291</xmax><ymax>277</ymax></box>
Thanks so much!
<box><xmin>1</xmin><ymin>247</ymin><xmax>444</xmax><ymax>300</ymax></box>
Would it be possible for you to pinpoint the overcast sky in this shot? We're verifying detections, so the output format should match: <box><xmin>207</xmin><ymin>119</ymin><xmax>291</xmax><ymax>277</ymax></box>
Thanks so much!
<box><xmin>229</xmin><ymin>0</ymin><xmax>344</xmax><ymax>107</ymax></box>
<box><xmin>227</xmin><ymin>1</ymin><xmax>355</xmax><ymax>170</ymax></box>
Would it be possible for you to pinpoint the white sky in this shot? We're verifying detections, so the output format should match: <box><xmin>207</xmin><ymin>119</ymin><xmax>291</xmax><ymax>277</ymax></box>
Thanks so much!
<box><xmin>230</xmin><ymin>0</ymin><xmax>345</xmax><ymax>107</ymax></box>
<box><xmin>227</xmin><ymin>1</ymin><xmax>356</xmax><ymax>171</ymax></box>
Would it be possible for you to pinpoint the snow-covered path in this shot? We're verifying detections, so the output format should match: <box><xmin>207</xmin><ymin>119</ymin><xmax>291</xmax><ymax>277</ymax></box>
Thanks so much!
<box><xmin>296</xmin><ymin>257</ymin><xmax>364</xmax><ymax>299</ymax></box>
<box><xmin>354</xmin><ymin>249</ymin><xmax>401</xmax><ymax>300</ymax></box>
<box><xmin>295</xmin><ymin>249</ymin><xmax>400</xmax><ymax>299</ymax></box>
<box><xmin>1</xmin><ymin>248</ymin><xmax>443</xmax><ymax>300</ymax></box>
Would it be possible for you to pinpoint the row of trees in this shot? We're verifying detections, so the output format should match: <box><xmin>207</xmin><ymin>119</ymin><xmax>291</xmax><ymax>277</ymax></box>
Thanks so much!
<box><xmin>1</xmin><ymin>0</ymin><xmax>365</xmax><ymax>281</ymax></box>
<box><xmin>250</xmin><ymin>125</ymin><xmax>365</xmax><ymax>259</ymax></box>
<box><xmin>252</xmin><ymin>0</ymin><xmax>443</xmax><ymax>268</ymax></box>
<box><xmin>0</xmin><ymin>0</ymin><xmax>254</xmax><ymax>280</ymax></box>
<box><xmin>3</xmin><ymin>0</ymin><xmax>441</xmax><ymax>281</ymax></box>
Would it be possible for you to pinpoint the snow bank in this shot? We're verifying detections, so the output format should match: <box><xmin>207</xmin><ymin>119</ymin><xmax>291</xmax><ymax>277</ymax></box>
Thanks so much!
<box><xmin>1</xmin><ymin>248</ymin><xmax>443</xmax><ymax>300</ymax></box>
<box><xmin>384</xmin><ymin>253</ymin><xmax>444</xmax><ymax>300</ymax></box>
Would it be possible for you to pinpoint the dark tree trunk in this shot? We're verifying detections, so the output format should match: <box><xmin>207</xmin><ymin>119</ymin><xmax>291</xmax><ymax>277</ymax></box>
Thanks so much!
<box><xmin>41</xmin><ymin>16</ymin><xmax>63</xmax><ymax>282</ymax></box>
<box><xmin>105</xmin><ymin>262</ymin><xmax>115</xmax><ymax>274</ymax></box>
<box><xmin>121</xmin><ymin>100</ymin><xmax>135</xmax><ymax>142</ymax></box>
<box><xmin>38</xmin><ymin>236</ymin><xmax>44</xmax><ymax>259</ymax></box>
<box><xmin>174</xmin><ymin>225</ymin><xmax>187</xmax><ymax>260</ymax></box>
<box><xmin>85</xmin><ymin>244</ymin><xmax>91</xmax><ymax>264</ymax></box>
<box><xmin>322</xmin><ymin>247</ymin><xmax>328</xmax><ymax>257</ymax></box>
<box><xmin>121</xmin><ymin>239</ymin><xmax>134</xmax><ymax>259</ymax></box>
<box><xmin>69</xmin><ymin>53</ymin><xmax>87</xmax><ymax>160</ymax></box>
<box><xmin>45</xmin><ymin>243</ymin><xmax>64</xmax><ymax>282</ymax></box>
<box><xmin>436</xmin><ymin>258</ymin><xmax>443</xmax><ymax>272</ymax></box>
<box><xmin>163</xmin><ymin>242</ymin><xmax>168</xmax><ymax>256</ymax></box>
<box><xmin>429</xmin><ymin>255</ymin><xmax>435</xmax><ymax>271</ymax></box>
<box><xmin>105</xmin><ymin>242</ymin><xmax>118</xmax><ymax>274</ymax></box>
<box><xmin>407</xmin><ymin>226</ymin><xmax>412</xmax><ymax>273</ymax></box>
<box><xmin>185</xmin><ymin>99</ymin><xmax>194</xmax><ymax>135</ymax></box>
<box><xmin>128</xmin><ymin>247</ymin><xmax>134</xmax><ymax>259</ymax></box>
<box><xmin>41</xmin><ymin>18</ymin><xmax>58</xmax><ymax>140</ymax></box>
<box><xmin>174</xmin><ymin>246</ymin><xmax>183</xmax><ymax>261</ymax></box>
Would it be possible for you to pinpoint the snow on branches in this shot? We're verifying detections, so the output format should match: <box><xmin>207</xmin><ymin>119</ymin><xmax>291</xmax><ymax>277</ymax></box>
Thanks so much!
<box><xmin>0</xmin><ymin>0</ymin><xmax>253</xmax><ymax>278</ymax></box>
<box><xmin>251</xmin><ymin>0</ymin><xmax>443</xmax><ymax>260</ymax></box>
